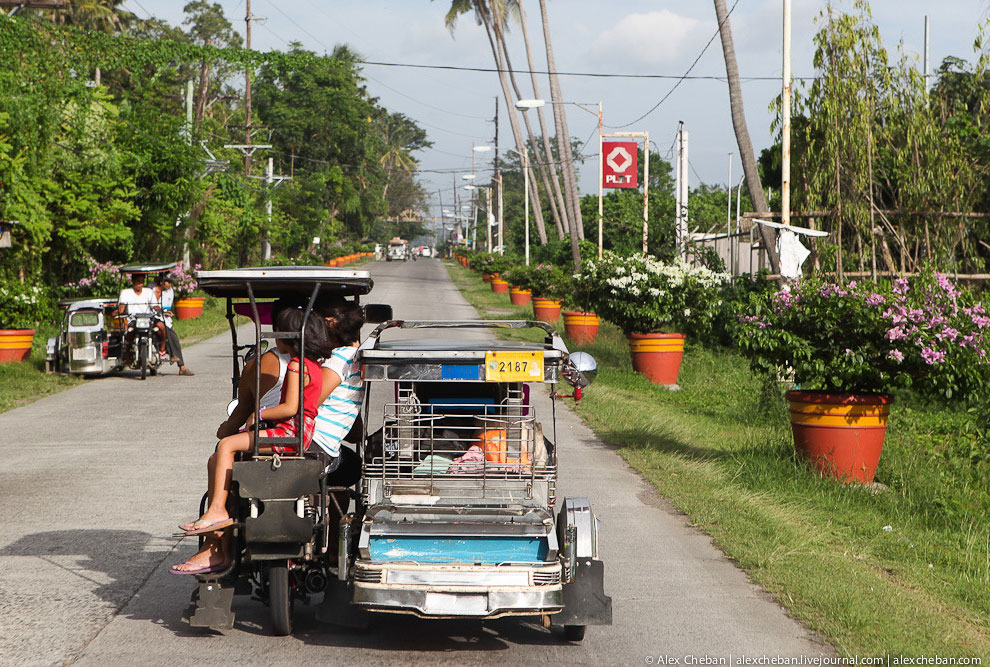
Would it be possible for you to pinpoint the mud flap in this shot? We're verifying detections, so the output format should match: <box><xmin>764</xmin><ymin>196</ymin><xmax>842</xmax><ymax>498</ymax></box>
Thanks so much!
<box><xmin>556</xmin><ymin>558</ymin><xmax>612</xmax><ymax>626</ymax></box>
<box><xmin>316</xmin><ymin>578</ymin><xmax>371</xmax><ymax>629</ymax></box>
<box><xmin>183</xmin><ymin>579</ymin><xmax>236</xmax><ymax>630</ymax></box>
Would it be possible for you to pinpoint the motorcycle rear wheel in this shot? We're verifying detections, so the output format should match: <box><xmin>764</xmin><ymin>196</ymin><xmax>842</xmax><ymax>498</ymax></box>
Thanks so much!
<box><xmin>138</xmin><ymin>343</ymin><xmax>148</xmax><ymax>380</ymax></box>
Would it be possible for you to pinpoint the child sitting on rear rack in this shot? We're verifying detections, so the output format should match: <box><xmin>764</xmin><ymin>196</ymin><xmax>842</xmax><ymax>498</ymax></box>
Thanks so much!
<box><xmin>171</xmin><ymin>306</ymin><xmax>331</xmax><ymax>575</ymax></box>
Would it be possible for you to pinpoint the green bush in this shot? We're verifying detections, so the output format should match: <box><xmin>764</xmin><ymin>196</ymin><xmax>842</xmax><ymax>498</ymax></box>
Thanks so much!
<box><xmin>0</xmin><ymin>279</ymin><xmax>53</xmax><ymax>329</ymax></box>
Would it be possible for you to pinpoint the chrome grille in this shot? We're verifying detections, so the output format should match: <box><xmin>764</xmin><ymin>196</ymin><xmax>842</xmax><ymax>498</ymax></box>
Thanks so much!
<box><xmin>353</xmin><ymin>566</ymin><xmax>383</xmax><ymax>584</ymax></box>
<box><xmin>533</xmin><ymin>570</ymin><xmax>561</xmax><ymax>586</ymax></box>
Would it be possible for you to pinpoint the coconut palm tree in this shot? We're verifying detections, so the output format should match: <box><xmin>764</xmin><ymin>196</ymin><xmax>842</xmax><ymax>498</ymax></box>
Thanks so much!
<box><xmin>441</xmin><ymin>0</ymin><xmax>550</xmax><ymax>246</ymax></box>
<box><xmin>538</xmin><ymin>0</ymin><xmax>583</xmax><ymax>246</ymax></box>
<box><xmin>713</xmin><ymin>0</ymin><xmax>780</xmax><ymax>272</ymax></box>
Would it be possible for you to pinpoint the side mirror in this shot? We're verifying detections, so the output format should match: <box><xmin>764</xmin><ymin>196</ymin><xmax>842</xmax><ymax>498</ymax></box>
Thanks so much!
<box><xmin>226</xmin><ymin>399</ymin><xmax>239</xmax><ymax>417</ymax></box>
<box><xmin>564</xmin><ymin>351</ymin><xmax>597</xmax><ymax>388</ymax></box>
<box><xmin>364</xmin><ymin>303</ymin><xmax>393</xmax><ymax>323</ymax></box>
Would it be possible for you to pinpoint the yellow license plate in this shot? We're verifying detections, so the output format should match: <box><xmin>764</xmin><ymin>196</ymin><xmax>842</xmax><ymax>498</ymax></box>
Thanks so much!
<box><xmin>484</xmin><ymin>350</ymin><xmax>543</xmax><ymax>382</ymax></box>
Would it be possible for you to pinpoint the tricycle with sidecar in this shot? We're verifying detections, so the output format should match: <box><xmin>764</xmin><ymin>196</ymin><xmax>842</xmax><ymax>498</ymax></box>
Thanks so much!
<box><xmin>181</xmin><ymin>267</ymin><xmax>611</xmax><ymax>641</ymax></box>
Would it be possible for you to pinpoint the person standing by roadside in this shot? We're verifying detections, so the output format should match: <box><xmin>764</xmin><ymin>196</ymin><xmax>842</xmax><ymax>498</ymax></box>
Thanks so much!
<box><xmin>154</xmin><ymin>275</ymin><xmax>194</xmax><ymax>376</ymax></box>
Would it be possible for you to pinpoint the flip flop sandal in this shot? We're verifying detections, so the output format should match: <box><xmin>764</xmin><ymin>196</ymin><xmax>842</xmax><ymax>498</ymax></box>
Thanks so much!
<box><xmin>184</xmin><ymin>518</ymin><xmax>235</xmax><ymax>536</ymax></box>
<box><xmin>169</xmin><ymin>560</ymin><xmax>231</xmax><ymax>576</ymax></box>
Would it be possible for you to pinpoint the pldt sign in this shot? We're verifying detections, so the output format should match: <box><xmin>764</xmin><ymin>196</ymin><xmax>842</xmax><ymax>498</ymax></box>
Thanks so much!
<box><xmin>602</xmin><ymin>141</ymin><xmax>638</xmax><ymax>189</ymax></box>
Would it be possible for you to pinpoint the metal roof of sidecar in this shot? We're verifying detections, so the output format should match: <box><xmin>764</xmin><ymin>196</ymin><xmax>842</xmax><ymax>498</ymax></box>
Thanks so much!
<box><xmin>360</xmin><ymin>337</ymin><xmax>564</xmax><ymax>364</ymax></box>
<box><xmin>120</xmin><ymin>262</ymin><xmax>177</xmax><ymax>274</ymax></box>
<box><xmin>197</xmin><ymin>266</ymin><xmax>373</xmax><ymax>298</ymax></box>
<box><xmin>59</xmin><ymin>297</ymin><xmax>118</xmax><ymax>311</ymax></box>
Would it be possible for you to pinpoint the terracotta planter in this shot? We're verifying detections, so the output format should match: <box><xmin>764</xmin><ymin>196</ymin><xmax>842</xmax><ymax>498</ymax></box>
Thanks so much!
<box><xmin>627</xmin><ymin>333</ymin><xmax>685</xmax><ymax>385</ymax></box>
<box><xmin>532</xmin><ymin>298</ymin><xmax>563</xmax><ymax>323</ymax></box>
<box><xmin>491</xmin><ymin>278</ymin><xmax>509</xmax><ymax>294</ymax></box>
<box><xmin>509</xmin><ymin>287</ymin><xmax>532</xmax><ymax>306</ymax></box>
<box><xmin>174</xmin><ymin>296</ymin><xmax>206</xmax><ymax>320</ymax></box>
<box><xmin>0</xmin><ymin>329</ymin><xmax>34</xmax><ymax>363</ymax></box>
<box><xmin>785</xmin><ymin>391</ymin><xmax>891</xmax><ymax>484</ymax></box>
<box><xmin>481</xmin><ymin>272</ymin><xmax>496</xmax><ymax>284</ymax></box>
<box><xmin>562</xmin><ymin>312</ymin><xmax>600</xmax><ymax>345</ymax></box>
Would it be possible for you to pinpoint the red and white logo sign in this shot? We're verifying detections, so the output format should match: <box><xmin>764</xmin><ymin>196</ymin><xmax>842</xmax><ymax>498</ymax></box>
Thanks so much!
<box><xmin>602</xmin><ymin>141</ymin><xmax>638</xmax><ymax>189</ymax></box>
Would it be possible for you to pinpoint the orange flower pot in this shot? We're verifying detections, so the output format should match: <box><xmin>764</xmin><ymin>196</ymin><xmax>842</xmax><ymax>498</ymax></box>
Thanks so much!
<box><xmin>532</xmin><ymin>298</ymin><xmax>563</xmax><ymax>323</ymax></box>
<box><xmin>0</xmin><ymin>329</ymin><xmax>34</xmax><ymax>363</ymax></box>
<box><xmin>562</xmin><ymin>312</ymin><xmax>600</xmax><ymax>345</ymax></box>
<box><xmin>175</xmin><ymin>296</ymin><xmax>205</xmax><ymax>320</ymax></box>
<box><xmin>627</xmin><ymin>333</ymin><xmax>685</xmax><ymax>385</ymax></box>
<box><xmin>491</xmin><ymin>278</ymin><xmax>509</xmax><ymax>294</ymax></box>
<box><xmin>481</xmin><ymin>272</ymin><xmax>496</xmax><ymax>284</ymax></box>
<box><xmin>509</xmin><ymin>287</ymin><xmax>532</xmax><ymax>306</ymax></box>
<box><xmin>785</xmin><ymin>391</ymin><xmax>891</xmax><ymax>484</ymax></box>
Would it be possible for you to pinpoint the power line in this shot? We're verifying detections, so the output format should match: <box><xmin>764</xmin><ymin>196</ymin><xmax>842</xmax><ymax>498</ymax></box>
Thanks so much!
<box><xmin>608</xmin><ymin>0</ymin><xmax>742</xmax><ymax>130</ymax></box>
<box><xmin>359</xmin><ymin>58</ymin><xmax>813</xmax><ymax>83</ymax></box>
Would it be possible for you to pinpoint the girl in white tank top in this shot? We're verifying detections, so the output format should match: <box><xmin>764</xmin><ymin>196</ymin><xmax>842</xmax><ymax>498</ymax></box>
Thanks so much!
<box><xmin>258</xmin><ymin>350</ymin><xmax>292</xmax><ymax>411</ymax></box>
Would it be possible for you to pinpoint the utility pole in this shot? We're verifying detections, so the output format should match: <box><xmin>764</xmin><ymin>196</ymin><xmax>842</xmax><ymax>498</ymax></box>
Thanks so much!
<box><xmin>675</xmin><ymin>123</ymin><xmax>689</xmax><ymax>259</ymax></box>
<box><xmin>493</xmin><ymin>97</ymin><xmax>499</xmax><ymax>253</ymax></box>
<box><xmin>497</xmin><ymin>172</ymin><xmax>504</xmax><ymax>255</ymax></box>
<box><xmin>183</xmin><ymin>80</ymin><xmax>194</xmax><ymax>266</ymax></box>
<box><xmin>781</xmin><ymin>0</ymin><xmax>792</xmax><ymax>227</ymax></box>
<box><xmin>923</xmin><ymin>16</ymin><xmax>931</xmax><ymax>93</ymax></box>
<box><xmin>244</xmin><ymin>0</ymin><xmax>254</xmax><ymax>177</ymax></box>
<box><xmin>263</xmin><ymin>157</ymin><xmax>273</xmax><ymax>260</ymax></box>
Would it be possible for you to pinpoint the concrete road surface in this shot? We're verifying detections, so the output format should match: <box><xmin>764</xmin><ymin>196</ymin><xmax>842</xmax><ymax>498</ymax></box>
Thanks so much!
<box><xmin>0</xmin><ymin>259</ymin><xmax>832</xmax><ymax>665</ymax></box>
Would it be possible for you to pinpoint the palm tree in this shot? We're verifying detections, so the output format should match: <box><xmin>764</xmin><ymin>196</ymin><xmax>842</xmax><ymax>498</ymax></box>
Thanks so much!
<box><xmin>537</xmin><ymin>0</ymin><xmax>584</xmax><ymax>269</ymax></box>
<box><xmin>713</xmin><ymin>0</ymin><xmax>780</xmax><ymax>273</ymax></box>
<box><xmin>515</xmin><ymin>0</ymin><xmax>569</xmax><ymax>242</ymax></box>
<box><xmin>442</xmin><ymin>0</ymin><xmax>550</xmax><ymax>246</ymax></box>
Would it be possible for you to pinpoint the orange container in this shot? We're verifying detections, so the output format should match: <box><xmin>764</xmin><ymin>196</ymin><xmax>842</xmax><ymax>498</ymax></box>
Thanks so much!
<box><xmin>491</xmin><ymin>278</ymin><xmax>509</xmax><ymax>294</ymax></box>
<box><xmin>532</xmin><ymin>298</ymin><xmax>562</xmax><ymax>323</ymax></box>
<box><xmin>562</xmin><ymin>311</ymin><xmax>600</xmax><ymax>345</ymax></box>
<box><xmin>627</xmin><ymin>333</ymin><xmax>685</xmax><ymax>385</ymax></box>
<box><xmin>509</xmin><ymin>287</ymin><xmax>532</xmax><ymax>306</ymax></box>
<box><xmin>786</xmin><ymin>391</ymin><xmax>891</xmax><ymax>484</ymax></box>
<box><xmin>0</xmin><ymin>329</ymin><xmax>34</xmax><ymax>363</ymax></box>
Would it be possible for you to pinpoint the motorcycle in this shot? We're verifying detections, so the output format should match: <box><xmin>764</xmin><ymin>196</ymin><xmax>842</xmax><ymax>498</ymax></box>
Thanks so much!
<box><xmin>123</xmin><ymin>311</ymin><xmax>164</xmax><ymax>380</ymax></box>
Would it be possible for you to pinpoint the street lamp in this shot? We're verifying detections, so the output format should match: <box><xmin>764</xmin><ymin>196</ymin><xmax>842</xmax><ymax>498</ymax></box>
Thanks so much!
<box><xmin>515</xmin><ymin>98</ymin><xmax>605</xmax><ymax>260</ymax></box>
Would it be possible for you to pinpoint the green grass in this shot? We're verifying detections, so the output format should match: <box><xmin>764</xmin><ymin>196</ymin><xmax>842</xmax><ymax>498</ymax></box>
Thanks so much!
<box><xmin>445</xmin><ymin>259</ymin><xmax>990</xmax><ymax>657</ymax></box>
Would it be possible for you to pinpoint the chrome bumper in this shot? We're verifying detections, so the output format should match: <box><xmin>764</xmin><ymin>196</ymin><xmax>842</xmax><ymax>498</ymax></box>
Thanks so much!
<box><xmin>352</xmin><ymin>561</ymin><xmax>563</xmax><ymax>618</ymax></box>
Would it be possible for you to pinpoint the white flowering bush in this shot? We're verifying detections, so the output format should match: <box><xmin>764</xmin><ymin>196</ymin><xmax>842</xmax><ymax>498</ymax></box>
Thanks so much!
<box><xmin>0</xmin><ymin>279</ymin><xmax>52</xmax><ymax>329</ymax></box>
<box><xmin>573</xmin><ymin>252</ymin><xmax>729</xmax><ymax>336</ymax></box>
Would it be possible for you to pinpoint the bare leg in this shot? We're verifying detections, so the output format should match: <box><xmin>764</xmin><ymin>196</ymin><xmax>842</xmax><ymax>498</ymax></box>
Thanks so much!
<box><xmin>193</xmin><ymin>432</ymin><xmax>253</xmax><ymax>525</ymax></box>
<box><xmin>171</xmin><ymin>533</ymin><xmax>230</xmax><ymax>572</ymax></box>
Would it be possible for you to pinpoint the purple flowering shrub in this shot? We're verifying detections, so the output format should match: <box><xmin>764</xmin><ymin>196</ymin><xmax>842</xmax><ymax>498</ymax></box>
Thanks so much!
<box><xmin>736</xmin><ymin>272</ymin><xmax>990</xmax><ymax>401</ymax></box>
<box><xmin>170</xmin><ymin>260</ymin><xmax>201</xmax><ymax>298</ymax></box>
<box><xmin>62</xmin><ymin>257</ymin><xmax>128</xmax><ymax>298</ymax></box>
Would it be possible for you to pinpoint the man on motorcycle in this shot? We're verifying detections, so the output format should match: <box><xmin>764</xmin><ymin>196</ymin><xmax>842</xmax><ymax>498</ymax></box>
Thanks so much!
<box><xmin>117</xmin><ymin>273</ymin><xmax>167</xmax><ymax>362</ymax></box>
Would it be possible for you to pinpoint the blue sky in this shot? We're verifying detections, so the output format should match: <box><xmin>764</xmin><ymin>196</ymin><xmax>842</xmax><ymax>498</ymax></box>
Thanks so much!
<box><xmin>127</xmin><ymin>1</ymin><xmax>989</xmax><ymax>218</ymax></box>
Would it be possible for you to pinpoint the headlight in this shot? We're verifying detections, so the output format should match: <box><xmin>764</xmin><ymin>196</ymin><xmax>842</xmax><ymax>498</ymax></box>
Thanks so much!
<box><xmin>135</xmin><ymin>317</ymin><xmax>151</xmax><ymax>328</ymax></box>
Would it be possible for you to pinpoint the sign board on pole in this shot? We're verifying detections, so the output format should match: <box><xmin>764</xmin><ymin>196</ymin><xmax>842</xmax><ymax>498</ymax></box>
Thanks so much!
<box><xmin>602</xmin><ymin>141</ymin><xmax>638</xmax><ymax>189</ymax></box>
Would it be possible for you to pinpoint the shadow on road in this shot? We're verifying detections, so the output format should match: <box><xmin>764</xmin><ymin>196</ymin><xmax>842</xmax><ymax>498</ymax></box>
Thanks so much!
<box><xmin>0</xmin><ymin>529</ymin><xmax>198</xmax><ymax>636</ymax></box>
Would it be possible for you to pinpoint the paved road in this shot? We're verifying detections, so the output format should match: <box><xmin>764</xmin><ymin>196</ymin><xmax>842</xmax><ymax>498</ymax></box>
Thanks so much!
<box><xmin>0</xmin><ymin>259</ymin><xmax>831</xmax><ymax>665</ymax></box>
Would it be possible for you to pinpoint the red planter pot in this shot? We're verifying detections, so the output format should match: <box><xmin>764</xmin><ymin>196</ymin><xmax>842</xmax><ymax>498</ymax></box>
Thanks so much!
<box><xmin>532</xmin><ymin>298</ymin><xmax>562</xmax><ymax>323</ymax></box>
<box><xmin>175</xmin><ymin>296</ymin><xmax>206</xmax><ymax>320</ymax></box>
<box><xmin>481</xmin><ymin>272</ymin><xmax>496</xmax><ymax>284</ymax></box>
<box><xmin>509</xmin><ymin>287</ymin><xmax>532</xmax><ymax>306</ymax></box>
<box><xmin>785</xmin><ymin>391</ymin><xmax>891</xmax><ymax>484</ymax></box>
<box><xmin>627</xmin><ymin>333</ymin><xmax>685</xmax><ymax>385</ymax></box>
<box><xmin>0</xmin><ymin>329</ymin><xmax>35</xmax><ymax>363</ymax></box>
<box><xmin>491</xmin><ymin>278</ymin><xmax>509</xmax><ymax>294</ymax></box>
<box><xmin>562</xmin><ymin>312</ymin><xmax>600</xmax><ymax>345</ymax></box>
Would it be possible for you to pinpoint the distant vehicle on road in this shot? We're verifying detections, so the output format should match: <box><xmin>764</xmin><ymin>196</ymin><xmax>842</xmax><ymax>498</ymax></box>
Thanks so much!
<box><xmin>386</xmin><ymin>237</ymin><xmax>408</xmax><ymax>262</ymax></box>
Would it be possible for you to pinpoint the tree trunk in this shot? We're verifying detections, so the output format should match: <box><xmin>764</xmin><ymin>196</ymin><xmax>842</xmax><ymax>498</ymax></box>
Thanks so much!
<box><xmin>496</xmin><ymin>21</ymin><xmax>564</xmax><ymax>240</ymax></box>
<box><xmin>482</xmin><ymin>6</ymin><xmax>549</xmax><ymax>245</ymax></box>
<box><xmin>539</xmin><ymin>0</ymin><xmax>585</xmax><ymax>269</ymax></box>
<box><xmin>713</xmin><ymin>0</ymin><xmax>779</xmax><ymax>273</ymax></box>
<box><xmin>194</xmin><ymin>37</ymin><xmax>213</xmax><ymax>124</ymax></box>
<box><xmin>517</xmin><ymin>0</ymin><xmax>569</xmax><ymax>241</ymax></box>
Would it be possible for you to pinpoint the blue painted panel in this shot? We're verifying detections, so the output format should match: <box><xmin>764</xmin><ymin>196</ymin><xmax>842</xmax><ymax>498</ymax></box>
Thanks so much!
<box><xmin>370</xmin><ymin>536</ymin><xmax>548</xmax><ymax>563</ymax></box>
<box><xmin>440</xmin><ymin>364</ymin><xmax>480</xmax><ymax>380</ymax></box>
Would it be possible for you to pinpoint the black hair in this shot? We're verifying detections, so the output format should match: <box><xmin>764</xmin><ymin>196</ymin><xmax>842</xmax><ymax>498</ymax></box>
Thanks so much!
<box><xmin>315</xmin><ymin>300</ymin><xmax>365</xmax><ymax>347</ymax></box>
<box><xmin>273</xmin><ymin>306</ymin><xmax>333</xmax><ymax>362</ymax></box>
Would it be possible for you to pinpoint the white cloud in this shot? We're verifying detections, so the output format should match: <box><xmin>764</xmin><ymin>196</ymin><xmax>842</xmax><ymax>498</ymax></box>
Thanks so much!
<box><xmin>590</xmin><ymin>10</ymin><xmax>709</xmax><ymax>69</ymax></box>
